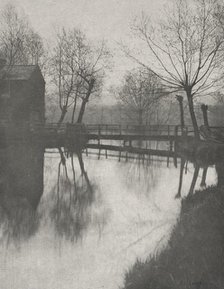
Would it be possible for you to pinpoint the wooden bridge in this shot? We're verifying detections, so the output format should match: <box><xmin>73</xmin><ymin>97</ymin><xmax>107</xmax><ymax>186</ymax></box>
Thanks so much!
<box><xmin>0</xmin><ymin>122</ymin><xmax>194</xmax><ymax>144</ymax></box>
<box><xmin>85</xmin><ymin>124</ymin><xmax>195</xmax><ymax>140</ymax></box>
<box><xmin>32</xmin><ymin>123</ymin><xmax>195</xmax><ymax>148</ymax></box>
<box><xmin>2</xmin><ymin>122</ymin><xmax>224</xmax><ymax>164</ymax></box>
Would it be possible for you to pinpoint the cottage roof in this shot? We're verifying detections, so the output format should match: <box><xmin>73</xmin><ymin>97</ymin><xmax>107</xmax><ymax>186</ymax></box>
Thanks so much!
<box><xmin>0</xmin><ymin>65</ymin><xmax>43</xmax><ymax>81</ymax></box>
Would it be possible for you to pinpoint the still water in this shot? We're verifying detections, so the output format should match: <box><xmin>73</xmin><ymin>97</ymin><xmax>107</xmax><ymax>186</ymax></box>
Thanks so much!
<box><xmin>0</xmin><ymin>145</ymin><xmax>218</xmax><ymax>289</ymax></box>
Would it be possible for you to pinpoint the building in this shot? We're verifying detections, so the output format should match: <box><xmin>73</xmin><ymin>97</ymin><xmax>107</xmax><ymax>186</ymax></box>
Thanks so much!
<box><xmin>0</xmin><ymin>64</ymin><xmax>45</xmax><ymax>127</ymax></box>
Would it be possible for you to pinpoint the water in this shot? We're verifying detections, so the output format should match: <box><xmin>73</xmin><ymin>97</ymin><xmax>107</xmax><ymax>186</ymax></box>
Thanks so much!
<box><xmin>0</xmin><ymin>145</ymin><xmax>218</xmax><ymax>289</ymax></box>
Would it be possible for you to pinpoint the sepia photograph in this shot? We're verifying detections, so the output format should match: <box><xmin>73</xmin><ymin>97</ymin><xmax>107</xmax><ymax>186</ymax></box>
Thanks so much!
<box><xmin>0</xmin><ymin>0</ymin><xmax>224</xmax><ymax>288</ymax></box>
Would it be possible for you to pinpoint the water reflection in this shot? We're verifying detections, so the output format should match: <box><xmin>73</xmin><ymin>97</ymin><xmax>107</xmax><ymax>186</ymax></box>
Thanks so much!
<box><xmin>0</xmin><ymin>146</ymin><xmax>220</xmax><ymax>289</ymax></box>
<box><xmin>175</xmin><ymin>158</ymin><xmax>201</xmax><ymax>198</ymax></box>
<box><xmin>0</xmin><ymin>144</ymin><xmax>44</xmax><ymax>244</ymax></box>
<box><xmin>49</xmin><ymin>151</ymin><xmax>97</xmax><ymax>242</ymax></box>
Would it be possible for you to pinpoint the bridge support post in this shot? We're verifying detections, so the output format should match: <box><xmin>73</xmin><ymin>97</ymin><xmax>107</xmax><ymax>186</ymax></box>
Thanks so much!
<box><xmin>118</xmin><ymin>150</ymin><xmax>121</xmax><ymax>162</ymax></box>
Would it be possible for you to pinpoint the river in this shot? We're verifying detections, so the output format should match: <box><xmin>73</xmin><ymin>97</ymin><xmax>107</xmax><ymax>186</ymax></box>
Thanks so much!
<box><xmin>0</xmin><ymin>145</ymin><xmax>218</xmax><ymax>289</ymax></box>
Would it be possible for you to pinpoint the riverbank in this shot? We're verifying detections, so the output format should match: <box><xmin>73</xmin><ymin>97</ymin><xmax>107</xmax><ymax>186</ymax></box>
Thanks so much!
<box><xmin>176</xmin><ymin>136</ymin><xmax>224</xmax><ymax>167</ymax></box>
<box><xmin>122</xmin><ymin>186</ymin><xmax>224</xmax><ymax>289</ymax></box>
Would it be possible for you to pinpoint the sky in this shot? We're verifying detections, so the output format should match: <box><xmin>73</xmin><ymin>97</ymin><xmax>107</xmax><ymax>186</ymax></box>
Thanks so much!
<box><xmin>0</xmin><ymin>0</ymin><xmax>168</xmax><ymax>103</ymax></box>
<box><xmin>0</xmin><ymin>0</ymin><xmax>166</xmax><ymax>40</ymax></box>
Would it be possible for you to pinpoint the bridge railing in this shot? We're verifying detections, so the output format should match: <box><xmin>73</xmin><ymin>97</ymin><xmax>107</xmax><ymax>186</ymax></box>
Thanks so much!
<box><xmin>85</xmin><ymin>124</ymin><xmax>195</xmax><ymax>137</ymax></box>
<box><xmin>0</xmin><ymin>121</ymin><xmax>196</xmax><ymax>137</ymax></box>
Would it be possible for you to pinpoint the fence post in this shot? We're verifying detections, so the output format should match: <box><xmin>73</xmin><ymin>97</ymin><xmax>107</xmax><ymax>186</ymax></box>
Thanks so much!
<box><xmin>118</xmin><ymin>150</ymin><xmax>121</xmax><ymax>162</ymax></box>
<box><xmin>175</xmin><ymin>125</ymin><xmax>179</xmax><ymax>138</ymax></box>
<box><xmin>98</xmin><ymin>124</ymin><xmax>101</xmax><ymax>159</ymax></box>
<box><xmin>173</xmin><ymin>125</ymin><xmax>179</xmax><ymax>168</ymax></box>
<box><xmin>98</xmin><ymin>124</ymin><xmax>101</xmax><ymax>139</ymax></box>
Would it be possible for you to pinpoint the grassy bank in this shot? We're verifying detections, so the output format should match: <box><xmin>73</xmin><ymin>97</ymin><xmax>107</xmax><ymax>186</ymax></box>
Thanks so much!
<box><xmin>122</xmin><ymin>186</ymin><xmax>224</xmax><ymax>289</ymax></box>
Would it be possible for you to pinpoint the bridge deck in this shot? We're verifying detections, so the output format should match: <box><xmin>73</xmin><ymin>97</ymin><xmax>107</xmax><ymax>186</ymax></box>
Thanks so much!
<box><xmin>2</xmin><ymin>122</ymin><xmax>224</xmax><ymax>146</ymax></box>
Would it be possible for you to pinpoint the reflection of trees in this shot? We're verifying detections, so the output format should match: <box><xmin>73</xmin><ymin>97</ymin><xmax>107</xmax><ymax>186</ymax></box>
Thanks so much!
<box><xmin>215</xmin><ymin>161</ymin><xmax>224</xmax><ymax>188</ymax></box>
<box><xmin>50</xmin><ymin>150</ymin><xmax>96</xmax><ymax>242</ymax></box>
<box><xmin>188</xmin><ymin>164</ymin><xmax>200</xmax><ymax>196</ymax></box>
<box><xmin>0</xmin><ymin>196</ymin><xmax>39</xmax><ymax>245</ymax></box>
<box><xmin>125</xmin><ymin>156</ymin><xmax>162</xmax><ymax>196</ymax></box>
<box><xmin>175</xmin><ymin>158</ymin><xmax>206</xmax><ymax>199</ymax></box>
<box><xmin>200</xmin><ymin>168</ymin><xmax>208</xmax><ymax>188</ymax></box>
<box><xmin>0</xmin><ymin>144</ymin><xmax>44</xmax><ymax>244</ymax></box>
<box><xmin>175</xmin><ymin>158</ymin><xmax>185</xmax><ymax>199</ymax></box>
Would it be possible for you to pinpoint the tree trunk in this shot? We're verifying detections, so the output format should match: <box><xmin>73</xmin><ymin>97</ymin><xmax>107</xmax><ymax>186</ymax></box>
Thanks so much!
<box><xmin>138</xmin><ymin>109</ymin><xmax>143</xmax><ymax>127</ymax></box>
<box><xmin>77</xmin><ymin>99</ymin><xmax>87</xmax><ymax>124</ymax></box>
<box><xmin>71</xmin><ymin>98</ymin><xmax>77</xmax><ymax>124</ymax></box>
<box><xmin>137</xmin><ymin>109</ymin><xmax>143</xmax><ymax>147</ymax></box>
<box><xmin>176</xmin><ymin>95</ymin><xmax>185</xmax><ymax>133</ymax></box>
<box><xmin>186</xmin><ymin>90</ymin><xmax>200</xmax><ymax>139</ymax></box>
<box><xmin>77</xmin><ymin>78</ymin><xmax>95</xmax><ymax>123</ymax></box>
<box><xmin>57</xmin><ymin>106</ymin><xmax>67</xmax><ymax>128</ymax></box>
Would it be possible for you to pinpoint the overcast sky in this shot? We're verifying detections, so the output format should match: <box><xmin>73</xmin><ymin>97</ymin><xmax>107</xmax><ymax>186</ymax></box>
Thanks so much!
<box><xmin>0</xmin><ymin>0</ymin><xmax>166</xmax><ymax>39</ymax></box>
<box><xmin>0</xmin><ymin>0</ymin><xmax>168</xmax><ymax>103</ymax></box>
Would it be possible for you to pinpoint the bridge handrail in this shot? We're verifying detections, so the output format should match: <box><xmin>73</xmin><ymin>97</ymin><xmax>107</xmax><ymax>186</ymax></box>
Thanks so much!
<box><xmin>5</xmin><ymin>122</ymin><xmax>223</xmax><ymax>137</ymax></box>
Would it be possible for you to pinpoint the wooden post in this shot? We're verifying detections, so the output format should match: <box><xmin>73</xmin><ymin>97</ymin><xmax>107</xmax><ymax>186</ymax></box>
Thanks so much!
<box><xmin>98</xmin><ymin>124</ymin><xmax>101</xmax><ymax>159</ymax></box>
<box><xmin>173</xmin><ymin>126</ymin><xmax>179</xmax><ymax>168</ymax></box>
<box><xmin>98</xmin><ymin>124</ymin><xmax>101</xmax><ymax>140</ymax></box>
<box><xmin>170</xmin><ymin>140</ymin><xmax>173</xmax><ymax>151</ymax></box>
<box><xmin>167</xmin><ymin>153</ymin><xmax>170</xmax><ymax>168</ymax></box>
<box><xmin>125</xmin><ymin>149</ymin><xmax>128</xmax><ymax>162</ymax></box>
<box><xmin>175</xmin><ymin>125</ymin><xmax>179</xmax><ymax>137</ymax></box>
<box><xmin>201</xmin><ymin>104</ymin><xmax>209</xmax><ymax>128</ymax></box>
<box><xmin>98</xmin><ymin>145</ymin><xmax>101</xmax><ymax>160</ymax></box>
<box><xmin>167</xmin><ymin>125</ymin><xmax>170</xmax><ymax>167</ymax></box>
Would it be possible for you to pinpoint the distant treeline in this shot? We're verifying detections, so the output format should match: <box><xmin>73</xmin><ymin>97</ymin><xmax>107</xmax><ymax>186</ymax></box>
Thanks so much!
<box><xmin>45</xmin><ymin>96</ymin><xmax>222</xmax><ymax>127</ymax></box>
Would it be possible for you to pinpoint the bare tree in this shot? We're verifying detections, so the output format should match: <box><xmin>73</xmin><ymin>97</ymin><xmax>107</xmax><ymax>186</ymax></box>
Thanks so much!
<box><xmin>115</xmin><ymin>67</ymin><xmax>165</xmax><ymax>126</ymax></box>
<box><xmin>213</xmin><ymin>91</ymin><xmax>224</xmax><ymax>104</ymax></box>
<box><xmin>50</xmin><ymin>28</ymin><xmax>110</xmax><ymax>126</ymax></box>
<box><xmin>0</xmin><ymin>4</ymin><xmax>45</xmax><ymax>66</ymax></box>
<box><xmin>24</xmin><ymin>30</ymin><xmax>45</xmax><ymax>65</ymax></box>
<box><xmin>123</xmin><ymin>0</ymin><xmax>224</xmax><ymax>138</ymax></box>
